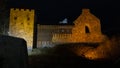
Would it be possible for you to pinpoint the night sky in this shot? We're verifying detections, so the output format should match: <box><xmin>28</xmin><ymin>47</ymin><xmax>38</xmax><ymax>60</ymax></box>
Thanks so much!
<box><xmin>5</xmin><ymin>0</ymin><xmax>120</xmax><ymax>35</ymax></box>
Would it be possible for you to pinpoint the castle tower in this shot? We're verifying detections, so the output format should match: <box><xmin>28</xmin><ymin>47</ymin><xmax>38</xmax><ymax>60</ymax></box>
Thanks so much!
<box><xmin>70</xmin><ymin>9</ymin><xmax>105</xmax><ymax>43</ymax></box>
<box><xmin>9</xmin><ymin>8</ymin><xmax>35</xmax><ymax>50</ymax></box>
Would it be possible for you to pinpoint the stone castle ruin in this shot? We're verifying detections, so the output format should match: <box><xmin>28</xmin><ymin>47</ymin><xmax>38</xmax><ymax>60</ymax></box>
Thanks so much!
<box><xmin>9</xmin><ymin>8</ymin><xmax>105</xmax><ymax>49</ymax></box>
<box><xmin>70</xmin><ymin>9</ymin><xmax>105</xmax><ymax>43</ymax></box>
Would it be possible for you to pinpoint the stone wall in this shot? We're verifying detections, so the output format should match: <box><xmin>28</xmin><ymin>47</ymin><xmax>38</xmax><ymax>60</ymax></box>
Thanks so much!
<box><xmin>37</xmin><ymin>25</ymin><xmax>73</xmax><ymax>47</ymax></box>
<box><xmin>69</xmin><ymin>9</ymin><xmax>105</xmax><ymax>43</ymax></box>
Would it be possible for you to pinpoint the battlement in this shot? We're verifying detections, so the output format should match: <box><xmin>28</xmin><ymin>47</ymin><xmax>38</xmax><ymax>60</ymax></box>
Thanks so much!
<box><xmin>10</xmin><ymin>8</ymin><xmax>34</xmax><ymax>13</ymax></box>
<box><xmin>82</xmin><ymin>9</ymin><xmax>90</xmax><ymax>14</ymax></box>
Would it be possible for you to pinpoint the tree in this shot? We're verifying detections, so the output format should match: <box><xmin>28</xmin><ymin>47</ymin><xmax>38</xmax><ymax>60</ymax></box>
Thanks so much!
<box><xmin>0</xmin><ymin>0</ymin><xmax>9</xmax><ymax>35</ymax></box>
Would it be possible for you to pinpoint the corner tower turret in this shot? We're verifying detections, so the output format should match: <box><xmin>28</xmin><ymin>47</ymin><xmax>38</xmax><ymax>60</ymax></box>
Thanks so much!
<box><xmin>9</xmin><ymin>8</ymin><xmax>35</xmax><ymax>50</ymax></box>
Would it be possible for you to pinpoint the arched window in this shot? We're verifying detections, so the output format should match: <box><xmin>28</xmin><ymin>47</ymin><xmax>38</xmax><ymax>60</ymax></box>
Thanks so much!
<box><xmin>85</xmin><ymin>26</ymin><xmax>90</xmax><ymax>33</ymax></box>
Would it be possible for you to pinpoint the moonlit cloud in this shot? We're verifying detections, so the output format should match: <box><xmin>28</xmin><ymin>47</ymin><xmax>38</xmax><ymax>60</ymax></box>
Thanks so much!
<box><xmin>59</xmin><ymin>18</ymin><xmax>68</xmax><ymax>24</ymax></box>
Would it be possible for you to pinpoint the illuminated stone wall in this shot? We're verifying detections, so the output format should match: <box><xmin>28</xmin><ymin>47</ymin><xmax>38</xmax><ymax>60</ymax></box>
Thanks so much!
<box><xmin>9</xmin><ymin>8</ymin><xmax>35</xmax><ymax>49</ymax></box>
<box><xmin>37</xmin><ymin>25</ymin><xmax>73</xmax><ymax>47</ymax></box>
<box><xmin>69</xmin><ymin>9</ymin><xmax>105</xmax><ymax>43</ymax></box>
<box><xmin>51</xmin><ymin>25</ymin><xmax>73</xmax><ymax>43</ymax></box>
